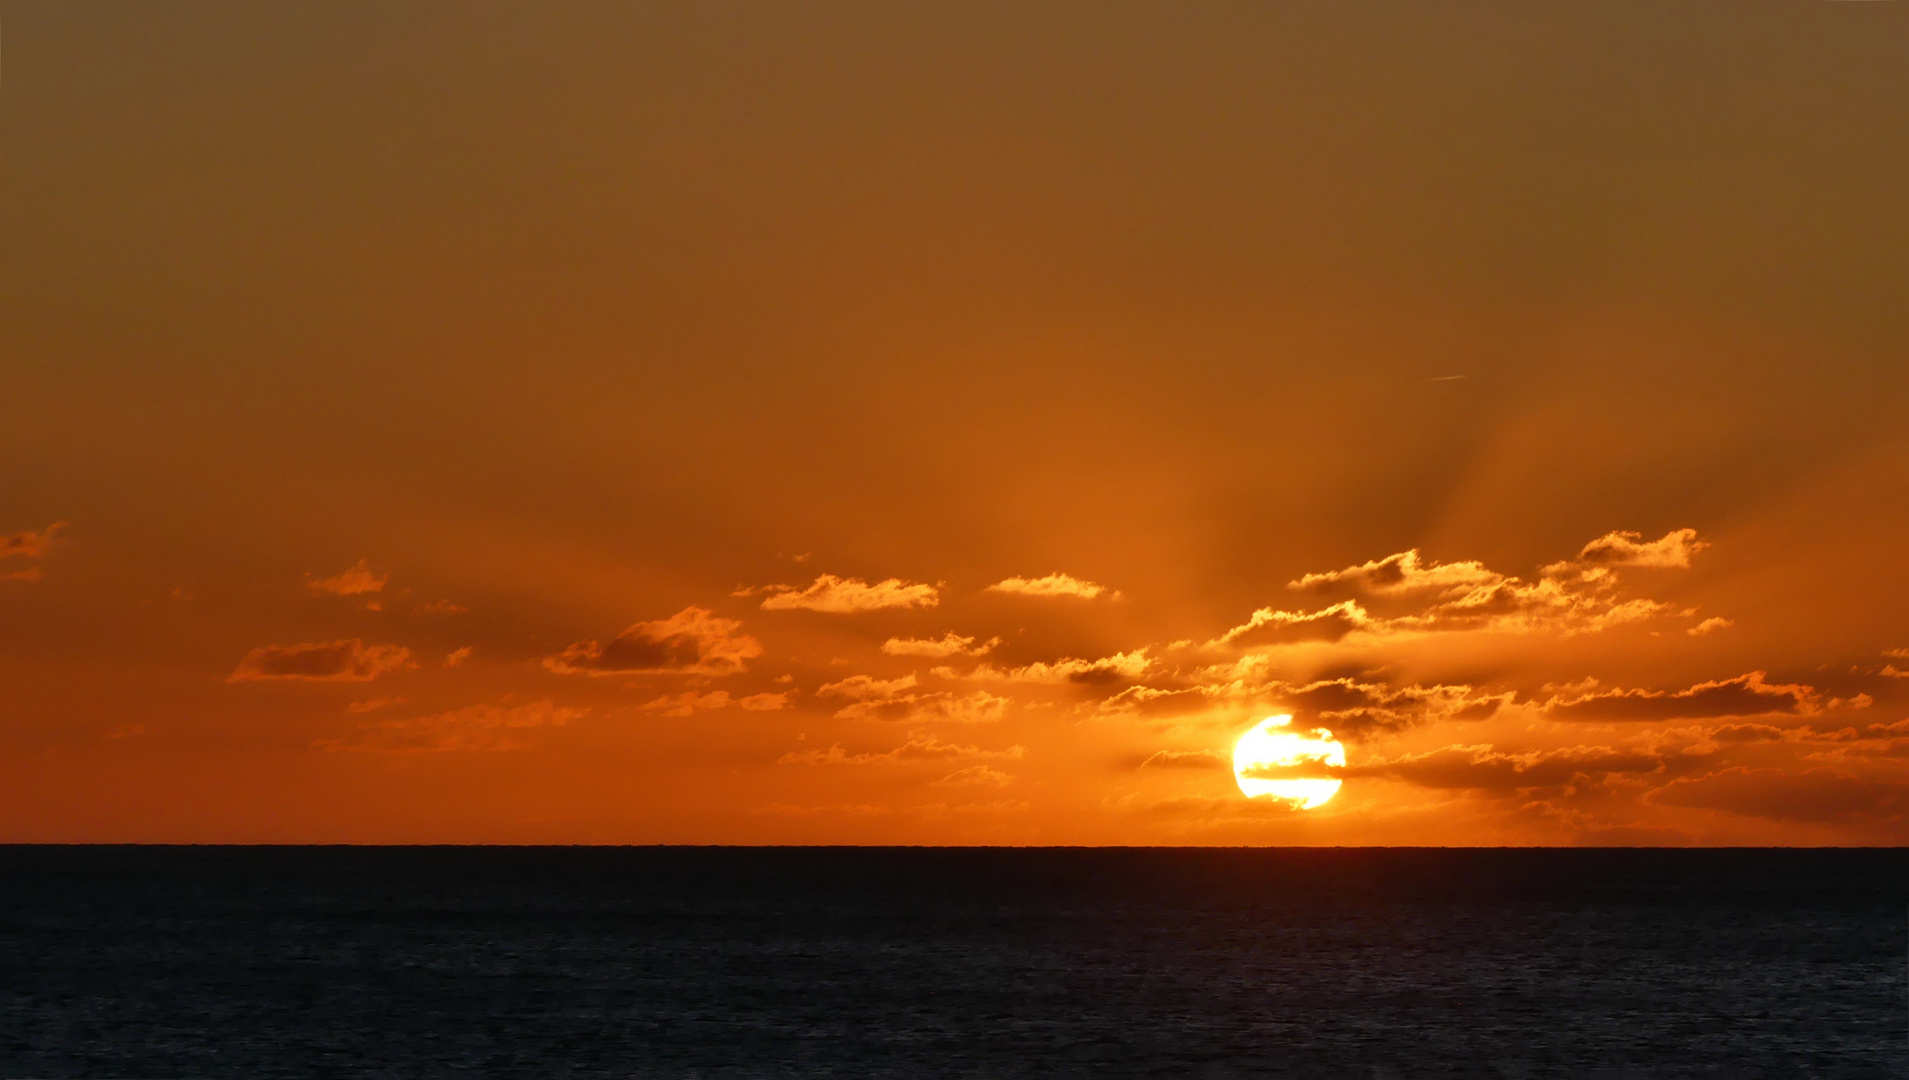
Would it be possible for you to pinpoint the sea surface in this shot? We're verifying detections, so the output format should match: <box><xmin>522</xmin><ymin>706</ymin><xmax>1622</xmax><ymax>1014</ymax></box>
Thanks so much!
<box><xmin>1</xmin><ymin>846</ymin><xmax>1905</xmax><ymax>1079</ymax></box>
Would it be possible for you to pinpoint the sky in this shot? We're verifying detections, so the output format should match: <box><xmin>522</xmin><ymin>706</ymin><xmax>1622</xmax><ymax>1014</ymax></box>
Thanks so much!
<box><xmin>3</xmin><ymin>1</ymin><xmax>1908</xmax><ymax>845</ymax></box>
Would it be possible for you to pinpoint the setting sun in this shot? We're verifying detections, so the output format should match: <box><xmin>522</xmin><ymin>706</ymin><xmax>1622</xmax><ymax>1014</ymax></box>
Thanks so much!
<box><xmin>1233</xmin><ymin>716</ymin><xmax>1346</xmax><ymax>809</ymax></box>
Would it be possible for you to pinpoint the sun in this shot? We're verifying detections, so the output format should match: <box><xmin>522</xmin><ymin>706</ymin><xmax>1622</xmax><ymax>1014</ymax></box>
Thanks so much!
<box><xmin>1233</xmin><ymin>715</ymin><xmax>1346</xmax><ymax>809</ymax></box>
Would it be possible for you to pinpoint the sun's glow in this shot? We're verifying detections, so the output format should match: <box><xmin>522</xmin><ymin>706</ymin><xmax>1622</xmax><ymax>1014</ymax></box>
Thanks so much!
<box><xmin>1232</xmin><ymin>715</ymin><xmax>1346</xmax><ymax>809</ymax></box>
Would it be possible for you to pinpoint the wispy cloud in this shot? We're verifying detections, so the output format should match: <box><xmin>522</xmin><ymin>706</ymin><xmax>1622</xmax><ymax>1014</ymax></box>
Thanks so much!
<box><xmin>0</xmin><ymin>521</ymin><xmax>64</xmax><ymax>561</ymax></box>
<box><xmin>1545</xmin><ymin>672</ymin><xmax>1815</xmax><ymax>722</ymax></box>
<box><xmin>986</xmin><ymin>572</ymin><xmax>1113</xmax><ymax>599</ymax></box>
<box><xmin>1216</xmin><ymin>529</ymin><xmax>1711</xmax><ymax>646</ymax></box>
<box><xmin>307</xmin><ymin>559</ymin><xmax>388</xmax><ymax>597</ymax></box>
<box><xmin>641</xmin><ymin>690</ymin><xmax>732</xmax><ymax>716</ymax></box>
<box><xmin>227</xmin><ymin>640</ymin><xmax>415</xmax><ymax>683</ymax></box>
<box><xmin>881</xmin><ymin>632</ymin><xmax>998</xmax><ymax>658</ymax></box>
<box><xmin>319</xmin><ymin>700</ymin><xmax>586</xmax><ymax>753</ymax></box>
<box><xmin>778</xmin><ymin>734</ymin><xmax>1024</xmax><ymax>766</ymax></box>
<box><xmin>961</xmin><ymin>649</ymin><xmax>1152</xmax><ymax>685</ymax></box>
<box><xmin>2</xmin><ymin>521</ymin><xmax>64</xmax><ymax>581</ymax></box>
<box><xmin>760</xmin><ymin>575</ymin><xmax>939</xmax><ymax>613</ymax></box>
<box><xmin>545</xmin><ymin>606</ymin><xmax>761</xmax><ymax>677</ymax></box>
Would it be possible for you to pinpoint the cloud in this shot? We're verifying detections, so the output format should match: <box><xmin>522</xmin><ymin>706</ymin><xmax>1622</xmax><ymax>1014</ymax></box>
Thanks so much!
<box><xmin>1215</xmin><ymin>529</ymin><xmax>1709</xmax><ymax>647</ymax></box>
<box><xmin>818</xmin><ymin>673</ymin><xmax>919</xmax><ymax>701</ymax></box>
<box><xmin>880</xmin><ymin>632</ymin><xmax>999</xmax><ymax>658</ymax></box>
<box><xmin>986</xmin><ymin>573</ymin><xmax>1112</xmax><ymax>599</ymax></box>
<box><xmin>1352</xmin><ymin>744</ymin><xmax>1673</xmax><ymax>791</ymax></box>
<box><xmin>1650</xmin><ymin>767</ymin><xmax>1909</xmax><ymax>824</ymax></box>
<box><xmin>443</xmin><ymin>646</ymin><xmax>472</xmax><ymax>668</ymax></box>
<box><xmin>345</xmin><ymin>697</ymin><xmax>404</xmax><ymax>713</ymax></box>
<box><xmin>1139</xmin><ymin>749</ymin><xmax>1228</xmax><ymax>770</ymax></box>
<box><xmin>820</xmin><ymin>673</ymin><xmax>1009</xmax><ymax>723</ymax></box>
<box><xmin>740</xmin><ymin>692</ymin><xmax>790</xmax><ymax>711</ymax></box>
<box><xmin>778</xmin><ymin>734</ymin><xmax>1024</xmax><ymax>766</ymax></box>
<box><xmin>641</xmin><ymin>690</ymin><xmax>731</xmax><ymax>717</ymax></box>
<box><xmin>544</xmin><ymin>606</ymin><xmax>761</xmax><ymax>676</ymax></box>
<box><xmin>227</xmin><ymin>640</ymin><xmax>415</xmax><ymax>683</ymax></box>
<box><xmin>1687</xmin><ymin>617</ymin><xmax>1733</xmax><ymax>637</ymax></box>
<box><xmin>1546</xmin><ymin>672</ymin><xmax>1815</xmax><ymax>722</ymax></box>
<box><xmin>318</xmin><ymin>700</ymin><xmax>586</xmax><ymax>753</ymax></box>
<box><xmin>964</xmin><ymin>649</ymin><xmax>1152</xmax><ymax>685</ymax></box>
<box><xmin>932</xmin><ymin>765</ymin><xmax>1014</xmax><ymax>787</ymax></box>
<box><xmin>0</xmin><ymin>521</ymin><xmax>63</xmax><ymax>561</ymax></box>
<box><xmin>759</xmin><ymin>575</ymin><xmax>938</xmax><ymax>613</ymax></box>
<box><xmin>307</xmin><ymin>559</ymin><xmax>387</xmax><ymax>596</ymax></box>
<box><xmin>1571</xmin><ymin>528</ymin><xmax>1708</xmax><ymax>569</ymax></box>
<box><xmin>1290</xmin><ymin>550</ymin><xmax>1499</xmax><ymax>598</ymax></box>
<box><xmin>1213</xmin><ymin>601</ymin><xmax>1376</xmax><ymax>647</ymax></box>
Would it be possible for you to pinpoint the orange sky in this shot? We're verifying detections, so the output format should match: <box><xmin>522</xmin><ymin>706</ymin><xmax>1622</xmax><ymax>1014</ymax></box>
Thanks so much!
<box><xmin>4</xmin><ymin>2</ymin><xmax>1908</xmax><ymax>844</ymax></box>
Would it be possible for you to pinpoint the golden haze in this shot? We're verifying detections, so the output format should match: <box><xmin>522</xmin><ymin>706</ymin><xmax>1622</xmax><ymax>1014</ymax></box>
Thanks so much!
<box><xmin>2</xmin><ymin>2</ymin><xmax>1908</xmax><ymax>843</ymax></box>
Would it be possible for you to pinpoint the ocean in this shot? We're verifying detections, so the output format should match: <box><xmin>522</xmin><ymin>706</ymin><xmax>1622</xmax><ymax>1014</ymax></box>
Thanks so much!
<box><xmin>1</xmin><ymin>846</ymin><xmax>1904</xmax><ymax>1078</ymax></box>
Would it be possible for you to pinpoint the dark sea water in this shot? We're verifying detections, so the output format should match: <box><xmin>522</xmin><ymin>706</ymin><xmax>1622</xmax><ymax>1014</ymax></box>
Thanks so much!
<box><xmin>1</xmin><ymin>847</ymin><xmax>1905</xmax><ymax>1079</ymax></box>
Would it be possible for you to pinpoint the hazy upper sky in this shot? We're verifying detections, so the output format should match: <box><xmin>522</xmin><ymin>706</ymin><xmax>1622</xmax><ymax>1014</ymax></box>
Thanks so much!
<box><xmin>4</xmin><ymin>1</ymin><xmax>1908</xmax><ymax>843</ymax></box>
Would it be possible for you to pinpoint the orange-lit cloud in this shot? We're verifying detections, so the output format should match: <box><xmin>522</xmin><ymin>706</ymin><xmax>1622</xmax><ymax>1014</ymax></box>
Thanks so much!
<box><xmin>880</xmin><ymin>632</ymin><xmax>998</xmax><ymax>657</ymax></box>
<box><xmin>227</xmin><ymin>640</ymin><xmax>415</xmax><ymax>683</ymax></box>
<box><xmin>544</xmin><ymin>607</ymin><xmax>761</xmax><ymax>677</ymax></box>
<box><xmin>1</xmin><ymin>521</ymin><xmax>64</xmax><ymax>581</ymax></box>
<box><xmin>320</xmin><ymin>701</ymin><xmax>586</xmax><ymax>753</ymax></box>
<box><xmin>960</xmin><ymin>649</ymin><xmax>1152</xmax><ymax>685</ymax></box>
<box><xmin>641</xmin><ymin>690</ymin><xmax>732</xmax><ymax>716</ymax></box>
<box><xmin>1139</xmin><ymin>750</ymin><xmax>1228</xmax><ymax>770</ymax></box>
<box><xmin>777</xmin><ymin>734</ymin><xmax>1024</xmax><ymax>766</ymax></box>
<box><xmin>932</xmin><ymin>765</ymin><xmax>1014</xmax><ymax>787</ymax></box>
<box><xmin>1546</xmin><ymin>672</ymin><xmax>1815</xmax><ymax>722</ymax></box>
<box><xmin>1217</xmin><ymin>529</ymin><xmax>1708</xmax><ymax>646</ymax></box>
<box><xmin>986</xmin><ymin>572</ymin><xmax>1112</xmax><ymax>599</ymax></box>
<box><xmin>1572</xmin><ymin>528</ymin><xmax>1709</xmax><ymax>569</ymax></box>
<box><xmin>759</xmin><ymin>575</ymin><xmax>939</xmax><ymax>612</ymax></box>
<box><xmin>307</xmin><ymin>559</ymin><xmax>387</xmax><ymax>597</ymax></box>
<box><xmin>819</xmin><ymin>673</ymin><xmax>1009</xmax><ymax>723</ymax></box>
<box><xmin>0</xmin><ymin>521</ymin><xmax>64</xmax><ymax>561</ymax></box>
<box><xmin>740</xmin><ymin>692</ymin><xmax>791</xmax><ymax>711</ymax></box>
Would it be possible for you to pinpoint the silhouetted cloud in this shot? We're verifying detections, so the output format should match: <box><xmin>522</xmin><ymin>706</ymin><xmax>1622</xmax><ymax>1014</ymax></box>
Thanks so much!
<box><xmin>986</xmin><ymin>572</ymin><xmax>1112</xmax><ymax>599</ymax></box>
<box><xmin>227</xmin><ymin>639</ymin><xmax>414</xmax><ymax>683</ymax></box>
<box><xmin>760</xmin><ymin>575</ymin><xmax>938</xmax><ymax>612</ymax></box>
<box><xmin>544</xmin><ymin>607</ymin><xmax>761</xmax><ymax>676</ymax></box>
<box><xmin>1546</xmin><ymin>672</ymin><xmax>1814</xmax><ymax>722</ymax></box>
